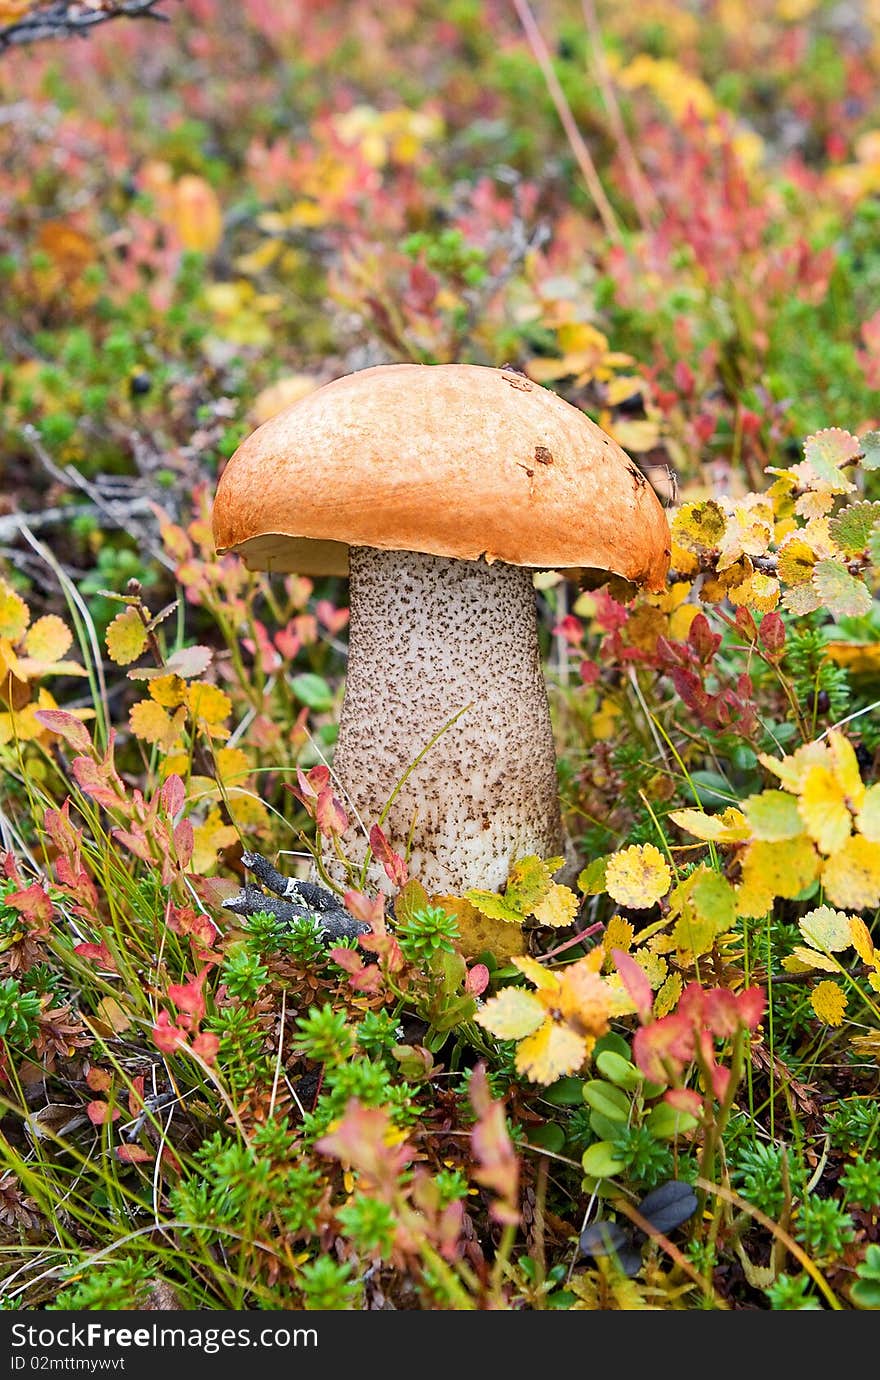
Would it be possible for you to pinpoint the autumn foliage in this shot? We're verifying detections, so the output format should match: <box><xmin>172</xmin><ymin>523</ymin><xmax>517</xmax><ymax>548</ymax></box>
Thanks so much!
<box><xmin>0</xmin><ymin>0</ymin><xmax>879</xmax><ymax>1314</ymax></box>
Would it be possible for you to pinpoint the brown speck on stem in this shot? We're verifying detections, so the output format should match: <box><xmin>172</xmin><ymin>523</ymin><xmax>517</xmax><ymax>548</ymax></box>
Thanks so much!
<box><xmin>534</xmin><ymin>446</ymin><xmax>553</xmax><ymax>466</ymax></box>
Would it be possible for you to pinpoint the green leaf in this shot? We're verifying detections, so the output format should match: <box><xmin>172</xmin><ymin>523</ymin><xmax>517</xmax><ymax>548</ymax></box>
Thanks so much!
<box><xmin>859</xmin><ymin>431</ymin><xmax>880</xmax><ymax>472</ymax></box>
<box><xmin>803</xmin><ymin>428</ymin><xmax>861</xmax><ymax>485</ymax></box>
<box><xmin>290</xmin><ymin>673</ymin><xmax>335</xmax><ymax>711</ymax></box>
<box><xmin>505</xmin><ymin>855</ymin><xmax>554</xmax><ymax>913</ymax></box>
<box><xmin>595</xmin><ymin>1049</ymin><xmax>644</xmax><ymax>1090</ymax></box>
<box><xmin>577</xmin><ymin>857</ymin><xmax>607</xmax><ymax>895</ymax></box>
<box><xmin>812</xmin><ymin>561</ymin><xmax>873</xmax><ymax>619</ymax></box>
<box><xmin>581</xmin><ymin>1140</ymin><xmax>627</xmax><ymax>1178</ymax></box>
<box><xmin>829</xmin><ymin>502</ymin><xmax>880</xmax><ymax>556</ymax></box>
<box><xmin>690</xmin><ymin>868</ymin><xmax>736</xmax><ymax>933</ymax></box>
<box><xmin>528</xmin><ymin>1123</ymin><xmax>566</xmax><ymax>1153</ymax></box>
<box><xmin>543</xmin><ymin>1076</ymin><xmax>586</xmax><ymax>1106</ymax></box>
<box><xmin>465</xmin><ymin>890</ymin><xmax>523</xmax><ymax>925</ymax></box>
<box><xmin>645</xmin><ymin>1103</ymin><xmax>699</xmax><ymax>1140</ymax></box>
<box><xmin>743</xmin><ymin>790</ymin><xmax>804</xmax><ymax>841</ymax></box>
<box><xmin>582</xmin><ymin>1080</ymin><xmax>630</xmax><ymax>1122</ymax></box>
<box><xmin>589</xmin><ymin>1111</ymin><xmax>625</xmax><ymax>1141</ymax></box>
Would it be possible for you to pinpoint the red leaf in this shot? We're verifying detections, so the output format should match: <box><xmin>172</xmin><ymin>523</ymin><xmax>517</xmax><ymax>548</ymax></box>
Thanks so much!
<box><xmin>192</xmin><ymin>1031</ymin><xmax>219</xmax><ymax>1064</ymax></box>
<box><xmin>702</xmin><ymin>987</ymin><xmax>741</xmax><ymax>1039</ymax></box>
<box><xmin>368</xmin><ymin>824</ymin><xmax>408</xmax><ymax>887</ymax></box>
<box><xmin>664</xmin><ymin>1087</ymin><xmax>703</xmax><ymax>1117</ymax></box>
<box><xmin>173</xmin><ymin>818</ymin><xmax>194</xmax><ymax>868</ymax></box>
<box><xmin>735</xmin><ymin>606</ymin><xmax>757</xmax><ymax>642</ymax></box>
<box><xmin>55</xmin><ymin>857</ymin><xmax>98</xmax><ymax>911</ymax></box>
<box><xmin>168</xmin><ymin>964</ymin><xmax>212</xmax><ymax>1020</ymax></box>
<box><xmin>611</xmin><ymin>948</ymin><xmax>653</xmax><ymax>1024</ymax></box>
<box><xmin>344</xmin><ymin>889</ymin><xmax>387</xmax><ymax>930</ymax></box>
<box><xmin>632</xmin><ymin>1012</ymin><xmax>695</xmax><ymax>1085</ymax></box>
<box><xmin>736</xmin><ymin>985</ymin><xmax>766</xmax><ymax>1030</ymax></box>
<box><xmin>551</xmin><ymin>614</ymin><xmax>583</xmax><ymax>645</ymax></box>
<box><xmin>328</xmin><ymin>946</ymin><xmax>363</xmax><ymax>975</ymax></box>
<box><xmin>465</xmin><ymin>963</ymin><xmax>490</xmax><ymax>997</ymax></box>
<box><xmin>43</xmin><ymin>800</ymin><xmax>82</xmax><ymax>862</ymax></box>
<box><xmin>160</xmin><ymin>774</ymin><xmax>185</xmax><ymax>817</ymax></box>
<box><xmin>468</xmin><ymin>1063</ymin><xmax>520</xmax><ymax>1226</ymax></box>
<box><xmin>758</xmin><ymin>612</ymin><xmax>785</xmax><ymax>656</ymax></box>
<box><xmin>33</xmin><ymin>710</ymin><xmax>92</xmax><ymax>754</ymax></box>
<box><xmin>86</xmin><ymin>1100</ymin><xmax>120</xmax><ymax>1125</ymax></box>
<box><xmin>688</xmin><ymin>613</ymin><xmax>722</xmax><ymax>665</ymax></box>
<box><xmin>315</xmin><ymin>786</ymin><xmax>348</xmax><ymax>838</ymax></box>
<box><xmin>115</xmin><ymin>1145</ymin><xmax>154</xmax><ymax>1164</ymax></box>
<box><xmin>85</xmin><ymin>1066</ymin><xmax>112</xmax><ymax>1092</ymax></box>
<box><xmin>315</xmin><ymin>600</ymin><xmax>349</xmax><ymax>634</ymax></box>
<box><xmin>71</xmin><ymin>744</ymin><xmax>126</xmax><ymax>809</ymax></box>
<box><xmin>128</xmin><ymin>1075</ymin><xmax>145</xmax><ymax>1117</ymax></box>
<box><xmin>152</xmin><ymin>1010</ymin><xmax>187</xmax><ymax>1054</ymax></box>
<box><xmin>74</xmin><ymin>941</ymin><xmax>116</xmax><ymax>971</ymax></box>
<box><xmin>7</xmin><ymin>883</ymin><xmax>53</xmax><ymax>932</ymax></box>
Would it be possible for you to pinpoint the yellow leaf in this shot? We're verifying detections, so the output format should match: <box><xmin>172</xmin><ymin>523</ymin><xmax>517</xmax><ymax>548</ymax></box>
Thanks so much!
<box><xmin>605</xmin><ymin>844</ymin><xmax>672</xmax><ymax>908</ymax></box>
<box><xmin>148</xmin><ymin>674</ymin><xmax>188</xmax><ymax>708</ymax></box>
<box><xmin>24</xmin><ymin>615</ymin><xmax>72</xmax><ymax>664</ymax></box>
<box><xmin>671</xmin><ymin>906</ymin><xmax>717</xmax><ymax>958</ymax></box>
<box><xmin>128</xmin><ymin>699</ymin><xmax>186</xmax><ymax>751</ymax></box>
<box><xmin>822</xmin><ymin>835</ymin><xmax>880</xmax><ymax>910</ymax></box>
<box><xmin>675</xmin><ymin>499</ymin><xmax>722</xmax><ymax>552</ymax></box>
<box><xmin>811</xmin><ymin>981</ymin><xmax>847</xmax><ymax>1027</ymax></box>
<box><xmin>654</xmin><ymin>971</ymin><xmax>682</xmax><ymax>1017</ymax></box>
<box><xmin>758</xmin><ymin>740</ymin><xmax>826</xmax><ymax>792</ymax></box>
<box><xmin>738</xmin><ymin>836</ymin><xmax>820</xmax><ymax>906</ymax></box>
<box><xmin>0</xmin><ymin>582</ymin><xmax>29</xmax><ymax>641</ymax></box>
<box><xmin>799</xmin><ymin>905</ymin><xmax>853</xmax><ymax>952</ymax></box>
<box><xmin>727</xmin><ymin>572</ymin><xmax>780</xmax><ymax>612</ymax></box>
<box><xmin>252</xmin><ymin>374</ymin><xmax>319</xmax><ymax>426</ymax></box>
<box><xmin>785</xmin><ymin>947</ymin><xmax>839</xmax><ymax>973</ymax></box>
<box><xmin>781</xmin><ymin>582</ymin><xmax>822</xmax><ymax>615</ymax></box>
<box><xmin>474</xmin><ymin>987</ymin><xmax>544</xmax><ymax>1041</ymax></box>
<box><xmin>511</xmin><ymin>955</ymin><xmax>559</xmax><ymax>992</ymax></box>
<box><xmin>849</xmin><ymin>915</ymin><xmax>876</xmax><ymax>967</ymax></box>
<box><xmin>591</xmin><ymin>695</ymin><xmax>622</xmax><ymax>740</ymax></box>
<box><xmin>797</xmin><ymin>764</ymin><xmax>852</xmax><ymax>854</ymax></box>
<box><xmin>777</xmin><ymin>538</ymin><xmax>817</xmax><ymax>587</ymax></box>
<box><xmin>214</xmin><ymin>746</ymin><xmax>251</xmax><ymax>783</ymax></box>
<box><xmin>227</xmin><ymin>793</ymin><xmax>270</xmax><ymax>831</ymax></box>
<box><xmin>435</xmin><ymin>896</ymin><xmax>527</xmax><ymax>962</ymax></box>
<box><xmin>186</xmin><ymin>681</ymin><xmax>232</xmax><ymax>727</ymax></box>
<box><xmin>668</xmin><ymin>603</ymin><xmax>700</xmax><ymax>642</ymax></box>
<box><xmin>605</xmin><ymin>375</ymin><xmax>646</xmax><ymax>406</ymax></box>
<box><xmin>106</xmin><ymin>608</ymin><xmax>149</xmax><ymax>667</ymax></box>
<box><xmin>557</xmin><ymin>321</ymin><xmax>609</xmax><ymax>355</ymax></box>
<box><xmin>514</xmin><ymin>1021</ymin><xmax>589</xmax><ymax>1084</ymax></box>
<box><xmin>827</xmin><ymin>730</ymin><xmax>866</xmax><ymax>810</ymax></box>
<box><xmin>668</xmin><ymin>807</ymin><xmax>750</xmax><ymax>843</ymax></box>
<box><xmin>93</xmin><ymin>996</ymin><xmax>132</xmax><ymax>1036</ymax></box>
<box><xmin>607</xmin><ymin>418</ymin><xmax>660</xmax><ymax>453</ymax></box>
<box><xmin>174</xmin><ymin>175</ymin><xmax>223</xmax><ymax>254</ymax></box>
<box><xmin>191</xmin><ymin>806</ymin><xmax>239</xmax><ymax>874</ymax></box>
<box><xmin>824</xmin><ymin>642</ymin><xmax>880</xmax><ymax>676</ymax></box>
<box><xmin>532</xmin><ymin>883</ymin><xmax>579</xmax><ymax>928</ymax></box>
<box><xmin>603</xmin><ymin>915</ymin><xmax>635</xmax><ymax>956</ymax></box>
<box><xmin>632</xmin><ymin>950</ymin><xmax>668</xmax><ymax>988</ymax></box>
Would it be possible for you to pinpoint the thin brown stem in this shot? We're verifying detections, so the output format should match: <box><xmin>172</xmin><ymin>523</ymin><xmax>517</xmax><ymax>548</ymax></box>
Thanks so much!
<box><xmin>510</xmin><ymin>0</ymin><xmax>623</xmax><ymax>245</ymax></box>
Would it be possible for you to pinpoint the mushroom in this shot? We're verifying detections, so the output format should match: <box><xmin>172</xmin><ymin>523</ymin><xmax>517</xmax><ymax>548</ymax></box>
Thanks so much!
<box><xmin>211</xmin><ymin>363</ymin><xmax>670</xmax><ymax>896</ymax></box>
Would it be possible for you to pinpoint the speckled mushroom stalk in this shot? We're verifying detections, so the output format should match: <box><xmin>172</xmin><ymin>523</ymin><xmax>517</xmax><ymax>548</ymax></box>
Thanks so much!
<box><xmin>329</xmin><ymin>546</ymin><xmax>563</xmax><ymax>896</ymax></box>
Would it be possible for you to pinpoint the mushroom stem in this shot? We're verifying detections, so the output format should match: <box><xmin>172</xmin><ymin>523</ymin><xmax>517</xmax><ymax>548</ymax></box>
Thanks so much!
<box><xmin>326</xmin><ymin>546</ymin><xmax>564</xmax><ymax>895</ymax></box>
